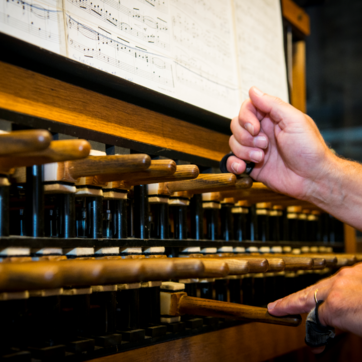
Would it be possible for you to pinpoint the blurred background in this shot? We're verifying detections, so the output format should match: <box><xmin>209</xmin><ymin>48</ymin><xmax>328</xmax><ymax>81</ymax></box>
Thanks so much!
<box><xmin>296</xmin><ymin>0</ymin><xmax>362</xmax><ymax>161</ymax></box>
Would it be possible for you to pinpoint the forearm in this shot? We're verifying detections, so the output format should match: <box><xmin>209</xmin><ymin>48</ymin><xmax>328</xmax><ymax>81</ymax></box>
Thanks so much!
<box><xmin>306</xmin><ymin>152</ymin><xmax>362</xmax><ymax>231</ymax></box>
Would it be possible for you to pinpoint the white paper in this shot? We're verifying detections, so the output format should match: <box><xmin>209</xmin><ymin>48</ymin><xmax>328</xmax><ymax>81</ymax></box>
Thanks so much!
<box><xmin>0</xmin><ymin>0</ymin><xmax>66</xmax><ymax>54</ymax></box>
<box><xmin>233</xmin><ymin>0</ymin><xmax>289</xmax><ymax>104</ymax></box>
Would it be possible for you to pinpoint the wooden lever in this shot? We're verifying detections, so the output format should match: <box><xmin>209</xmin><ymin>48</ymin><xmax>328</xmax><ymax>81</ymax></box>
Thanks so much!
<box><xmin>165</xmin><ymin>173</ymin><xmax>237</xmax><ymax>194</ymax></box>
<box><xmin>0</xmin><ymin>130</ymin><xmax>52</xmax><ymax>155</ymax></box>
<box><xmin>161</xmin><ymin>291</ymin><xmax>301</xmax><ymax>327</ymax></box>
<box><xmin>216</xmin><ymin>258</ymin><xmax>250</xmax><ymax>275</ymax></box>
<box><xmin>138</xmin><ymin>164</ymin><xmax>200</xmax><ymax>185</ymax></box>
<box><xmin>57</xmin><ymin>154</ymin><xmax>151</xmax><ymax>183</ymax></box>
<box><xmin>96</xmin><ymin>159</ymin><xmax>177</xmax><ymax>184</ymax></box>
<box><xmin>238</xmin><ymin>257</ymin><xmax>269</xmax><ymax>273</ymax></box>
<box><xmin>303</xmin><ymin>254</ymin><xmax>337</xmax><ymax>267</ymax></box>
<box><xmin>0</xmin><ymin>140</ymin><xmax>91</xmax><ymax>172</ymax></box>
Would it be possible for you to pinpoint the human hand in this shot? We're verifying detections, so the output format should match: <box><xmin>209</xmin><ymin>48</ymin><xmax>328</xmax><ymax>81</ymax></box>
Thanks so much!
<box><xmin>226</xmin><ymin>87</ymin><xmax>333</xmax><ymax>200</ymax></box>
<box><xmin>267</xmin><ymin>263</ymin><xmax>362</xmax><ymax>346</ymax></box>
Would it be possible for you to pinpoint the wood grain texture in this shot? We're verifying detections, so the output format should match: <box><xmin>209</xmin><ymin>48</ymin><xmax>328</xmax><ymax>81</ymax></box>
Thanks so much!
<box><xmin>291</xmin><ymin>41</ymin><xmax>307</xmax><ymax>112</ymax></box>
<box><xmin>167</xmin><ymin>174</ymin><xmax>237</xmax><ymax>193</ymax></box>
<box><xmin>89</xmin><ymin>315</ymin><xmax>308</xmax><ymax>362</ymax></box>
<box><xmin>0</xmin><ymin>130</ymin><xmax>51</xmax><ymax>155</ymax></box>
<box><xmin>97</xmin><ymin>159</ymin><xmax>176</xmax><ymax>184</ymax></box>
<box><xmin>61</xmin><ymin>154</ymin><xmax>151</xmax><ymax>182</ymax></box>
<box><xmin>178</xmin><ymin>296</ymin><xmax>301</xmax><ymax>326</ymax></box>
<box><xmin>281</xmin><ymin>0</ymin><xmax>310</xmax><ymax>36</ymax></box>
<box><xmin>139</xmin><ymin>164</ymin><xmax>200</xmax><ymax>187</ymax></box>
<box><xmin>0</xmin><ymin>61</ymin><xmax>230</xmax><ymax>162</ymax></box>
<box><xmin>0</xmin><ymin>140</ymin><xmax>90</xmax><ymax>172</ymax></box>
<box><xmin>344</xmin><ymin>224</ymin><xmax>357</xmax><ymax>254</ymax></box>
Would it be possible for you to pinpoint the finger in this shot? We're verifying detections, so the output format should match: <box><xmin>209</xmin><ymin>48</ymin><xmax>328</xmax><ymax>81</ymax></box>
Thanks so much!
<box><xmin>229</xmin><ymin>135</ymin><xmax>265</xmax><ymax>163</ymax></box>
<box><xmin>237</xmin><ymin>100</ymin><xmax>264</xmax><ymax>136</ymax></box>
<box><xmin>231</xmin><ymin>120</ymin><xmax>269</xmax><ymax>149</ymax></box>
<box><xmin>226</xmin><ymin>155</ymin><xmax>246</xmax><ymax>175</ymax></box>
<box><xmin>268</xmin><ymin>286</ymin><xmax>329</xmax><ymax>316</ymax></box>
<box><xmin>249</xmin><ymin>86</ymin><xmax>303</xmax><ymax>127</ymax></box>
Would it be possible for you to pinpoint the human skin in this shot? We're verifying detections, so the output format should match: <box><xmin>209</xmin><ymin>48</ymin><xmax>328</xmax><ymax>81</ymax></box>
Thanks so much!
<box><xmin>226</xmin><ymin>86</ymin><xmax>362</xmax><ymax>231</ymax></box>
<box><xmin>227</xmin><ymin>86</ymin><xmax>362</xmax><ymax>350</ymax></box>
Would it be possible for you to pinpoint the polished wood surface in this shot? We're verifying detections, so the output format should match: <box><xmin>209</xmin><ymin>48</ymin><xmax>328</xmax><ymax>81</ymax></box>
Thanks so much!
<box><xmin>177</xmin><ymin>296</ymin><xmax>301</xmax><ymax>326</ymax></box>
<box><xmin>281</xmin><ymin>0</ymin><xmax>310</xmax><ymax>36</ymax></box>
<box><xmin>89</xmin><ymin>315</ymin><xmax>308</xmax><ymax>362</ymax></box>
<box><xmin>0</xmin><ymin>62</ymin><xmax>230</xmax><ymax>163</ymax></box>
<box><xmin>166</xmin><ymin>174</ymin><xmax>237</xmax><ymax>193</ymax></box>
<box><xmin>0</xmin><ymin>130</ymin><xmax>51</xmax><ymax>155</ymax></box>
<box><xmin>345</xmin><ymin>224</ymin><xmax>357</xmax><ymax>254</ymax></box>
<box><xmin>291</xmin><ymin>40</ymin><xmax>307</xmax><ymax>112</ymax></box>
<box><xmin>62</xmin><ymin>154</ymin><xmax>151</xmax><ymax>182</ymax></box>
<box><xmin>0</xmin><ymin>139</ymin><xmax>90</xmax><ymax>172</ymax></box>
<box><xmin>97</xmin><ymin>159</ymin><xmax>176</xmax><ymax>184</ymax></box>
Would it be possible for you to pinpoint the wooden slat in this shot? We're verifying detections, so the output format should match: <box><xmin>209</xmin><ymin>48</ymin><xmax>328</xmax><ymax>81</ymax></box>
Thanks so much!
<box><xmin>344</xmin><ymin>224</ymin><xmax>357</xmax><ymax>254</ymax></box>
<box><xmin>90</xmin><ymin>316</ymin><xmax>307</xmax><ymax>362</ymax></box>
<box><xmin>291</xmin><ymin>41</ymin><xmax>306</xmax><ymax>113</ymax></box>
<box><xmin>282</xmin><ymin>0</ymin><xmax>310</xmax><ymax>36</ymax></box>
<box><xmin>0</xmin><ymin>61</ymin><xmax>230</xmax><ymax>163</ymax></box>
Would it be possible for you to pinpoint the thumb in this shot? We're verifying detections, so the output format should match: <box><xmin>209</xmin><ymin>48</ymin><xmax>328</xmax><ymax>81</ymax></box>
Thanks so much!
<box><xmin>249</xmin><ymin>86</ymin><xmax>300</xmax><ymax>125</ymax></box>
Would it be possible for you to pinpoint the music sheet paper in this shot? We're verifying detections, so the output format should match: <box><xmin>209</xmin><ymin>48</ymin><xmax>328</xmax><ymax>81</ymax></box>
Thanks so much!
<box><xmin>0</xmin><ymin>0</ymin><xmax>66</xmax><ymax>54</ymax></box>
<box><xmin>0</xmin><ymin>0</ymin><xmax>288</xmax><ymax>119</ymax></box>
<box><xmin>232</xmin><ymin>0</ymin><xmax>289</xmax><ymax>104</ymax></box>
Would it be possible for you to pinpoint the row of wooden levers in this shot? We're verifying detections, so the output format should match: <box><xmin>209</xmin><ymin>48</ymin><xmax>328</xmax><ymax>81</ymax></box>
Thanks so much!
<box><xmin>0</xmin><ymin>129</ymin><xmax>352</xmax><ymax>361</ymax></box>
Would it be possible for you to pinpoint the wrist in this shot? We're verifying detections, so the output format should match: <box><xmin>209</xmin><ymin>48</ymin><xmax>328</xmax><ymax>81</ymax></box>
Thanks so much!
<box><xmin>304</xmin><ymin>151</ymin><xmax>344</xmax><ymax>208</ymax></box>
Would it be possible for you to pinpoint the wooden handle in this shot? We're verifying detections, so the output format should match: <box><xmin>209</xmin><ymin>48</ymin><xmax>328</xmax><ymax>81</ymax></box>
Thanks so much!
<box><xmin>166</xmin><ymin>173</ymin><xmax>237</xmax><ymax>194</ymax></box>
<box><xmin>196</xmin><ymin>259</ymin><xmax>230</xmax><ymax>278</ymax></box>
<box><xmin>234</xmin><ymin>257</ymin><xmax>269</xmax><ymax>273</ymax></box>
<box><xmin>304</xmin><ymin>254</ymin><xmax>337</xmax><ymax>267</ymax></box>
<box><xmin>0</xmin><ymin>130</ymin><xmax>52</xmax><ymax>155</ymax></box>
<box><xmin>218</xmin><ymin>258</ymin><xmax>250</xmax><ymax>275</ymax></box>
<box><xmin>96</xmin><ymin>159</ymin><xmax>177</xmax><ymax>184</ymax></box>
<box><xmin>312</xmin><ymin>258</ymin><xmax>326</xmax><ymax>269</ymax></box>
<box><xmin>138</xmin><ymin>164</ymin><xmax>200</xmax><ymax>185</ymax></box>
<box><xmin>178</xmin><ymin>296</ymin><xmax>302</xmax><ymax>327</ymax></box>
<box><xmin>279</xmin><ymin>256</ymin><xmax>314</xmax><ymax>271</ymax></box>
<box><xmin>64</xmin><ymin>154</ymin><xmax>151</xmax><ymax>182</ymax></box>
<box><xmin>0</xmin><ymin>140</ymin><xmax>91</xmax><ymax>172</ymax></box>
<box><xmin>264</xmin><ymin>258</ymin><xmax>285</xmax><ymax>272</ymax></box>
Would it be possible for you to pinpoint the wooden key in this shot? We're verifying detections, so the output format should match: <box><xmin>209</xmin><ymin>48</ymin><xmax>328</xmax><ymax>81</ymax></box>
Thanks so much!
<box><xmin>312</xmin><ymin>258</ymin><xmax>327</xmax><ymax>269</ymax></box>
<box><xmin>165</xmin><ymin>173</ymin><xmax>237</xmax><ymax>195</ymax></box>
<box><xmin>0</xmin><ymin>140</ymin><xmax>91</xmax><ymax>172</ymax></box>
<box><xmin>96</xmin><ymin>159</ymin><xmax>177</xmax><ymax>184</ymax></box>
<box><xmin>216</xmin><ymin>258</ymin><xmax>250</xmax><ymax>275</ymax></box>
<box><xmin>236</xmin><ymin>257</ymin><xmax>269</xmax><ymax>273</ymax></box>
<box><xmin>0</xmin><ymin>130</ymin><xmax>52</xmax><ymax>155</ymax></box>
<box><xmin>303</xmin><ymin>254</ymin><xmax>337</xmax><ymax>267</ymax></box>
<box><xmin>189</xmin><ymin>258</ymin><xmax>230</xmax><ymax>278</ymax></box>
<box><xmin>160</xmin><ymin>284</ymin><xmax>301</xmax><ymax>327</ymax></box>
<box><xmin>47</xmin><ymin>154</ymin><xmax>151</xmax><ymax>184</ymax></box>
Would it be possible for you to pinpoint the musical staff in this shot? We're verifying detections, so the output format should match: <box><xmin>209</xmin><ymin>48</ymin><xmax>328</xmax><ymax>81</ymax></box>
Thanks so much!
<box><xmin>0</xmin><ymin>0</ymin><xmax>66</xmax><ymax>54</ymax></box>
<box><xmin>66</xmin><ymin>15</ymin><xmax>174</xmax><ymax>86</ymax></box>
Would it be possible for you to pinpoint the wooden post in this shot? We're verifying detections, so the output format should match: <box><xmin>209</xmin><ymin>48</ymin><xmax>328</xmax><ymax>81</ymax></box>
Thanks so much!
<box><xmin>344</xmin><ymin>224</ymin><xmax>357</xmax><ymax>253</ymax></box>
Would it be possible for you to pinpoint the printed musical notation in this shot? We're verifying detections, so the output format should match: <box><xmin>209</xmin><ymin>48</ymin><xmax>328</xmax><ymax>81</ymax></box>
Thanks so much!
<box><xmin>0</xmin><ymin>0</ymin><xmax>289</xmax><ymax>119</ymax></box>
<box><xmin>233</xmin><ymin>0</ymin><xmax>289</xmax><ymax>104</ymax></box>
<box><xmin>66</xmin><ymin>15</ymin><xmax>174</xmax><ymax>88</ymax></box>
<box><xmin>0</xmin><ymin>0</ymin><xmax>66</xmax><ymax>54</ymax></box>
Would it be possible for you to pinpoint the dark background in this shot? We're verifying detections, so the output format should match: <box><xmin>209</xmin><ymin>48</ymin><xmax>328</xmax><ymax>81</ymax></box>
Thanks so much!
<box><xmin>296</xmin><ymin>0</ymin><xmax>362</xmax><ymax>161</ymax></box>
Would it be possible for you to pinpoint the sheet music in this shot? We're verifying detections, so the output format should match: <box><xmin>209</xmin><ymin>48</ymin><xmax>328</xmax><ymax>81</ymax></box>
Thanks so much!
<box><xmin>0</xmin><ymin>0</ymin><xmax>66</xmax><ymax>54</ymax></box>
<box><xmin>0</xmin><ymin>0</ymin><xmax>289</xmax><ymax>119</ymax></box>
<box><xmin>169</xmin><ymin>0</ymin><xmax>240</xmax><ymax>118</ymax></box>
<box><xmin>233</xmin><ymin>0</ymin><xmax>289</xmax><ymax>104</ymax></box>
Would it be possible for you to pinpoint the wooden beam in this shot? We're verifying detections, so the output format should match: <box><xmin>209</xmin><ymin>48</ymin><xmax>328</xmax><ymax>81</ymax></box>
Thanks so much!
<box><xmin>291</xmin><ymin>41</ymin><xmax>307</xmax><ymax>113</ymax></box>
<box><xmin>344</xmin><ymin>224</ymin><xmax>357</xmax><ymax>254</ymax></box>
<box><xmin>282</xmin><ymin>0</ymin><xmax>310</xmax><ymax>37</ymax></box>
<box><xmin>90</xmin><ymin>316</ymin><xmax>307</xmax><ymax>362</ymax></box>
<box><xmin>0</xmin><ymin>61</ymin><xmax>230</xmax><ymax>163</ymax></box>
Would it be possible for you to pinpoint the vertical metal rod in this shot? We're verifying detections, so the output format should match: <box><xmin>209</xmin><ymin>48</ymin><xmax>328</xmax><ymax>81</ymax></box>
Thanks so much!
<box><xmin>133</xmin><ymin>185</ymin><xmax>149</xmax><ymax>239</ymax></box>
<box><xmin>87</xmin><ymin>196</ymin><xmax>103</xmax><ymax>239</ymax></box>
<box><xmin>112</xmin><ymin>199</ymin><xmax>128</xmax><ymax>239</ymax></box>
<box><xmin>58</xmin><ymin>193</ymin><xmax>75</xmax><ymax>238</ymax></box>
<box><xmin>173</xmin><ymin>205</ymin><xmax>187</xmax><ymax>240</ymax></box>
<box><xmin>25</xmin><ymin>165</ymin><xmax>44</xmax><ymax>237</ymax></box>
<box><xmin>0</xmin><ymin>183</ymin><xmax>10</xmax><ymax>237</ymax></box>
<box><xmin>221</xmin><ymin>204</ymin><xmax>233</xmax><ymax>241</ymax></box>
<box><xmin>190</xmin><ymin>194</ymin><xmax>204</xmax><ymax>240</ymax></box>
<box><xmin>158</xmin><ymin>202</ymin><xmax>169</xmax><ymax>239</ymax></box>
